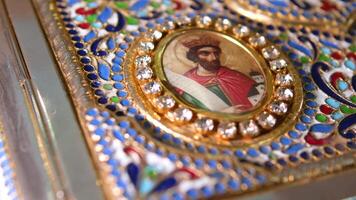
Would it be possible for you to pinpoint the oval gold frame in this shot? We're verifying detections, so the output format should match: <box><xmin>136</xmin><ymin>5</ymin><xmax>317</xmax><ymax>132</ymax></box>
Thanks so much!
<box><xmin>124</xmin><ymin>20</ymin><xmax>304</xmax><ymax>149</ymax></box>
<box><xmin>154</xmin><ymin>28</ymin><xmax>274</xmax><ymax>121</ymax></box>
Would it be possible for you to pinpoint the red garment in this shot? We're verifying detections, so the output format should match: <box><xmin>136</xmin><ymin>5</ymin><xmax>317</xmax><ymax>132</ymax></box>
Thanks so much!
<box><xmin>183</xmin><ymin>66</ymin><xmax>256</xmax><ymax>109</ymax></box>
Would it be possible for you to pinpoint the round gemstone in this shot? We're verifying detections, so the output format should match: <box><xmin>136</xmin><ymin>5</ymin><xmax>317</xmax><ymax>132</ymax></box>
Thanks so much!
<box><xmin>239</xmin><ymin>120</ymin><xmax>260</xmax><ymax>137</ymax></box>
<box><xmin>177</xmin><ymin>16</ymin><xmax>192</xmax><ymax>26</ymax></box>
<box><xmin>269</xmin><ymin>59</ymin><xmax>287</xmax><ymax>72</ymax></box>
<box><xmin>217</xmin><ymin>122</ymin><xmax>237</xmax><ymax>139</ymax></box>
<box><xmin>215</xmin><ymin>18</ymin><xmax>232</xmax><ymax>31</ymax></box>
<box><xmin>161</xmin><ymin>21</ymin><xmax>175</xmax><ymax>31</ymax></box>
<box><xmin>168</xmin><ymin>108</ymin><xmax>193</xmax><ymax>122</ymax></box>
<box><xmin>262</xmin><ymin>46</ymin><xmax>280</xmax><ymax>60</ymax></box>
<box><xmin>136</xmin><ymin>67</ymin><xmax>153</xmax><ymax>80</ymax></box>
<box><xmin>155</xmin><ymin>96</ymin><xmax>176</xmax><ymax>109</ymax></box>
<box><xmin>232</xmin><ymin>24</ymin><xmax>250</xmax><ymax>37</ymax></box>
<box><xmin>139</xmin><ymin>41</ymin><xmax>155</xmax><ymax>52</ymax></box>
<box><xmin>147</xmin><ymin>30</ymin><xmax>163</xmax><ymax>41</ymax></box>
<box><xmin>196</xmin><ymin>15</ymin><xmax>212</xmax><ymax>27</ymax></box>
<box><xmin>269</xmin><ymin>101</ymin><xmax>288</xmax><ymax>115</ymax></box>
<box><xmin>275</xmin><ymin>73</ymin><xmax>293</xmax><ymax>86</ymax></box>
<box><xmin>257</xmin><ymin>112</ymin><xmax>276</xmax><ymax>129</ymax></box>
<box><xmin>135</xmin><ymin>55</ymin><xmax>152</xmax><ymax>68</ymax></box>
<box><xmin>276</xmin><ymin>87</ymin><xmax>294</xmax><ymax>101</ymax></box>
<box><xmin>195</xmin><ymin>118</ymin><xmax>214</xmax><ymax>133</ymax></box>
<box><xmin>143</xmin><ymin>81</ymin><xmax>161</xmax><ymax>94</ymax></box>
<box><xmin>249</xmin><ymin>34</ymin><xmax>266</xmax><ymax>47</ymax></box>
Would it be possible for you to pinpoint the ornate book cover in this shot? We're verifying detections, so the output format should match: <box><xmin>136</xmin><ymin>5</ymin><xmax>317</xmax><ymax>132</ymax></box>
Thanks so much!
<box><xmin>0</xmin><ymin>0</ymin><xmax>355</xmax><ymax>199</ymax></box>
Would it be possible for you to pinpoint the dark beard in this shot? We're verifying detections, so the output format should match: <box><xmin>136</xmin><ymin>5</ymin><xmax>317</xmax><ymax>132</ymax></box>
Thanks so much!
<box><xmin>198</xmin><ymin>59</ymin><xmax>220</xmax><ymax>72</ymax></box>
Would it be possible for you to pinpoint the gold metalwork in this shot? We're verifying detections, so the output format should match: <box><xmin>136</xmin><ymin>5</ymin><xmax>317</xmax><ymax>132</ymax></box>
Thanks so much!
<box><xmin>124</xmin><ymin>16</ymin><xmax>304</xmax><ymax>148</ymax></box>
<box><xmin>29</xmin><ymin>0</ymin><xmax>356</xmax><ymax>199</ymax></box>
<box><xmin>155</xmin><ymin>28</ymin><xmax>274</xmax><ymax>120</ymax></box>
<box><xmin>32</xmin><ymin>1</ymin><xmax>117</xmax><ymax>199</ymax></box>
<box><xmin>225</xmin><ymin>0</ymin><xmax>356</xmax><ymax>34</ymax></box>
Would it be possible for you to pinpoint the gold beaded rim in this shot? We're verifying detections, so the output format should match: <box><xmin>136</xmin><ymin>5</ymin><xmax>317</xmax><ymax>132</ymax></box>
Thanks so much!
<box><xmin>123</xmin><ymin>15</ymin><xmax>304</xmax><ymax>147</ymax></box>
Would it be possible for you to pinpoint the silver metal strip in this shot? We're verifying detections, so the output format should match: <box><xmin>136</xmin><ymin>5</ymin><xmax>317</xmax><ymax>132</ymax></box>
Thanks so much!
<box><xmin>1</xmin><ymin>0</ymin><xmax>104</xmax><ymax>199</ymax></box>
<box><xmin>0</xmin><ymin>0</ymin><xmax>52</xmax><ymax>199</ymax></box>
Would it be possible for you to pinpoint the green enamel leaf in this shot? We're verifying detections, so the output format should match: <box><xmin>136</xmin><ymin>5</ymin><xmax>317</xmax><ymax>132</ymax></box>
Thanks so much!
<box><xmin>115</xmin><ymin>2</ymin><xmax>129</xmax><ymax>9</ymax></box>
<box><xmin>315</xmin><ymin>114</ymin><xmax>327</xmax><ymax>122</ymax></box>
<box><xmin>103</xmin><ymin>84</ymin><xmax>113</xmax><ymax>90</ymax></box>
<box><xmin>279</xmin><ymin>33</ymin><xmax>288</xmax><ymax>40</ymax></box>
<box><xmin>340</xmin><ymin>105</ymin><xmax>355</xmax><ymax>114</ymax></box>
<box><xmin>111</xmin><ymin>96</ymin><xmax>119</xmax><ymax>103</ymax></box>
<box><xmin>86</xmin><ymin>14</ymin><xmax>97</xmax><ymax>24</ymax></box>
<box><xmin>126</xmin><ymin>16</ymin><xmax>139</xmax><ymax>25</ymax></box>
<box><xmin>349</xmin><ymin>44</ymin><xmax>356</xmax><ymax>52</ymax></box>
<box><xmin>144</xmin><ymin>166</ymin><xmax>158</xmax><ymax>178</ymax></box>
<box><xmin>150</xmin><ymin>2</ymin><xmax>160</xmax><ymax>9</ymax></box>
<box><xmin>166</xmin><ymin>9</ymin><xmax>174</xmax><ymax>15</ymax></box>
<box><xmin>300</xmin><ymin>56</ymin><xmax>310</xmax><ymax>64</ymax></box>
<box><xmin>351</xmin><ymin>95</ymin><xmax>356</xmax><ymax>103</ymax></box>
<box><xmin>318</xmin><ymin>53</ymin><xmax>331</xmax><ymax>62</ymax></box>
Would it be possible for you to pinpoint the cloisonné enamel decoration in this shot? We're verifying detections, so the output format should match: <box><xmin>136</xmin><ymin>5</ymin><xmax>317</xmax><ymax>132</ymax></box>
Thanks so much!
<box><xmin>222</xmin><ymin>0</ymin><xmax>356</xmax><ymax>33</ymax></box>
<box><xmin>29</xmin><ymin>0</ymin><xmax>356</xmax><ymax>199</ymax></box>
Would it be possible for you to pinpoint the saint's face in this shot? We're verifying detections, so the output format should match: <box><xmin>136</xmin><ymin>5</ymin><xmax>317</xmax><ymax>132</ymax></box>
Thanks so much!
<box><xmin>196</xmin><ymin>46</ymin><xmax>221</xmax><ymax>72</ymax></box>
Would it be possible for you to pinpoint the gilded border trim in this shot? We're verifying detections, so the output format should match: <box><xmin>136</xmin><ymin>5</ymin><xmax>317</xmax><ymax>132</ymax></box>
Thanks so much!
<box><xmin>30</xmin><ymin>0</ymin><xmax>356</xmax><ymax>199</ymax></box>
